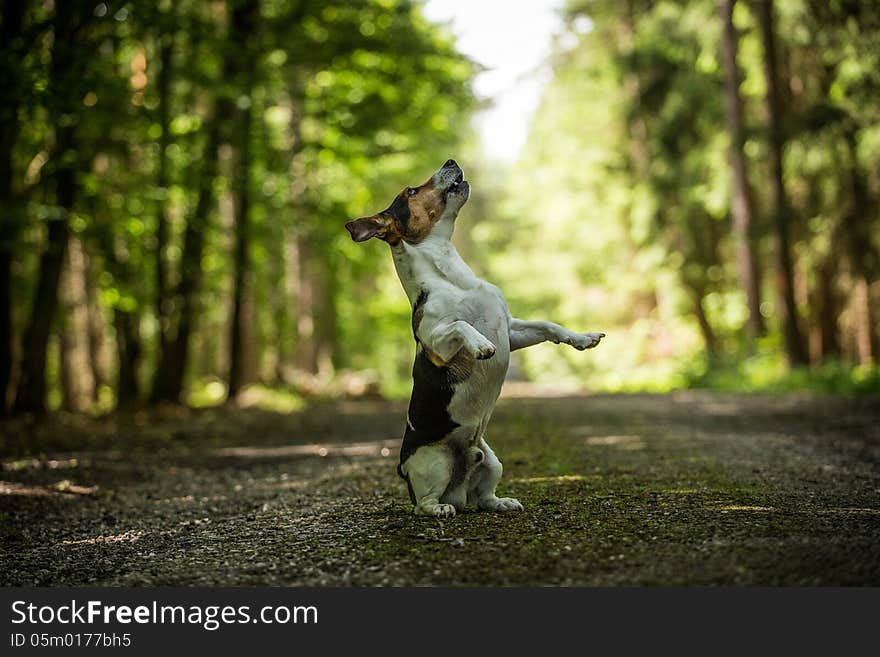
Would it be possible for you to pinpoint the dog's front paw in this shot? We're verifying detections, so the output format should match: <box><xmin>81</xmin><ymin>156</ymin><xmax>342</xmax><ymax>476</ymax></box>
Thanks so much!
<box><xmin>468</xmin><ymin>335</ymin><xmax>497</xmax><ymax>360</ymax></box>
<box><xmin>478</xmin><ymin>496</ymin><xmax>524</xmax><ymax>513</ymax></box>
<box><xmin>415</xmin><ymin>503</ymin><xmax>457</xmax><ymax>518</ymax></box>
<box><xmin>568</xmin><ymin>332</ymin><xmax>605</xmax><ymax>350</ymax></box>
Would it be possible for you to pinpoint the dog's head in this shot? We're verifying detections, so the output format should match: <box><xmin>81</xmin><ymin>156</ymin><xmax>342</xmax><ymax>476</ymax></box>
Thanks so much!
<box><xmin>345</xmin><ymin>159</ymin><xmax>469</xmax><ymax>246</ymax></box>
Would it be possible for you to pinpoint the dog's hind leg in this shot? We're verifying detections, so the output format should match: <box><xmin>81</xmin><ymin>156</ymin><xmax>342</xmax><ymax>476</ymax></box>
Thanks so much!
<box><xmin>401</xmin><ymin>445</ymin><xmax>457</xmax><ymax>518</ymax></box>
<box><xmin>467</xmin><ymin>439</ymin><xmax>523</xmax><ymax>513</ymax></box>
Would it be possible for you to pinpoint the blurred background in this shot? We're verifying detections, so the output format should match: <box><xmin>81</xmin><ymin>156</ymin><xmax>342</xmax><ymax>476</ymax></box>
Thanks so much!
<box><xmin>1</xmin><ymin>0</ymin><xmax>878</xmax><ymax>416</ymax></box>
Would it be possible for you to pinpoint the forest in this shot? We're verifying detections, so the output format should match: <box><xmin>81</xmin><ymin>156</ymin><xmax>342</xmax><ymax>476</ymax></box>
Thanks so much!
<box><xmin>1</xmin><ymin>0</ymin><xmax>878</xmax><ymax>417</ymax></box>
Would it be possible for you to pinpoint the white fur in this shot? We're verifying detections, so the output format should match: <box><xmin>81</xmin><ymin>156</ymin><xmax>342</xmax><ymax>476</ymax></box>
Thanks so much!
<box><xmin>402</xmin><ymin>445</ymin><xmax>457</xmax><ymax>517</ymax></box>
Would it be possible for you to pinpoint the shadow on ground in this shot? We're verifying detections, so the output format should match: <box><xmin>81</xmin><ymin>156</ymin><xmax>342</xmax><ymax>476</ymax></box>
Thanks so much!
<box><xmin>2</xmin><ymin>392</ymin><xmax>879</xmax><ymax>585</ymax></box>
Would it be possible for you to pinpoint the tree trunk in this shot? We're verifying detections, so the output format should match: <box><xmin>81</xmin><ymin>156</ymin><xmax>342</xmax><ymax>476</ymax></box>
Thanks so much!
<box><xmin>693</xmin><ymin>289</ymin><xmax>717</xmax><ymax>361</ymax></box>
<box><xmin>815</xmin><ymin>257</ymin><xmax>840</xmax><ymax>361</ymax></box>
<box><xmin>227</xmin><ymin>0</ymin><xmax>260</xmax><ymax>401</ymax></box>
<box><xmin>14</xmin><ymin>171</ymin><xmax>74</xmax><ymax>413</ymax></box>
<box><xmin>154</xmin><ymin>25</ymin><xmax>174</xmax><ymax>366</ymax></box>
<box><xmin>13</xmin><ymin>2</ymin><xmax>91</xmax><ymax>413</ymax></box>
<box><xmin>621</xmin><ymin>0</ymin><xmax>652</xmax><ymax>181</ymax></box>
<box><xmin>718</xmin><ymin>0</ymin><xmax>764</xmax><ymax>339</ymax></box>
<box><xmin>83</xmin><ymin>248</ymin><xmax>109</xmax><ymax>398</ymax></box>
<box><xmin>114</xmin><ymin>308</ymin><xmax>141</xmax><ymax>407</ymax></box>
<box><xmin>0</xmin><ymin>1</ymin><xmax>28</xmax><ymax>414</ymax></box>
<box><xmin>151</xmin><ymin>0</ymin><xmax>263</xmax><ymax>404</ymax></box>
<box><xmin>293</xmin><ymin>237</ymin><xmax>338</xmax><ymax>377</ymax></box>
<box><xmin>852</xmin><ymin>278</ymin><xmax>874</xmax><ymax>366</ymax></box>
<box><xmin>315</xmin><ymin>255</ymin><xmax>339</xmax><ymax>373</ymax></box>
<box><xmin>755</xmin><ymin>0</ymin><xmax>808</xmax><ymax>367</ymax></box>
<box><xmin>842</xmin><ymin>129</ymin><xmax>877</xmax><ymax>365</ymax></box>
<box><xmin>294</xmin><ymin>236</ymin><xmax>318</xmax><ymax>374</ymax></box>
<box><xmin>149</xmin><ymin>120</ymin><xmax>222</xmax><ymax>403</ymax></box>
<box><xmin>268</xmin><ymin>224</ymin><xmax>290</xmax><ymax>383</ymax></box>
<box><xmin>58</xmin><ymin>237</ymin><xmax>95</xmax><ymax>411</ymax></box>
<box><xmin>91</xmin><ymin>179</ymin><xmax>141</xmax><ymax>407</ymax></box>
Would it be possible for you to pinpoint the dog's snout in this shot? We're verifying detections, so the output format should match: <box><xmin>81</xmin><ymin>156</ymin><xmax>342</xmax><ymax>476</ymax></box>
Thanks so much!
<box><xmin>444</xmin><ymin>159</ymin><xmax>456</xmax><ymax>168</ymax></box>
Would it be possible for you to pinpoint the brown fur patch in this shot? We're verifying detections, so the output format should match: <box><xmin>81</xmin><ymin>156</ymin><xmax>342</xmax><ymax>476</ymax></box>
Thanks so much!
<box><xmin>379</xmin><ymin>215</ymin><xmax>404</xmax><ymax>245</ymax></box>
<box><xmin>424</xmin><ymin>347</ymin><xmax>447</xmax><ymax>367</ymax></box>
<box><xmin>420</xmin><ymin>344</ymin><xmax>474</xmax><ymax>381</ymax></box>
<box><xmin>443</xmin><ymin>348</ymin><xmax>475</xmax><ymax>381</ymax></box>
<box><xmin>400</xmin><ymin>179</ymin><xmax>446</xmax><ymax>244</ymax></box>
<box><xmin>349</xmin><ymin>176</ymin><xmax>449</xmax><ymax>246</ymax></box>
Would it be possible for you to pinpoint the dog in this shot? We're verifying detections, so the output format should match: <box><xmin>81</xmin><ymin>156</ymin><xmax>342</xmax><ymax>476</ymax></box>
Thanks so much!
<box><xmin>345</xmin><ymin>159</ymin><xmax>604</xmax><ymax>517</ymax></box>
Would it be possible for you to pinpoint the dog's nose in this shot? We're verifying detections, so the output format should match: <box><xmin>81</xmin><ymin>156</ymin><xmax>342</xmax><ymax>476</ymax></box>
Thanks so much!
<box><xmin>445</xmin><ymin>159</ymin><xmax>456</xmax><ymax>168</ymax></box>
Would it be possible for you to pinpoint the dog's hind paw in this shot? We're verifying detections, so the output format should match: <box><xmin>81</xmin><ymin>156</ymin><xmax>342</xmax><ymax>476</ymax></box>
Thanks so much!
<box><xmin>478</xmin><ymin>496</ymin><xmax>524</xmax><ymax>513</ymax></box>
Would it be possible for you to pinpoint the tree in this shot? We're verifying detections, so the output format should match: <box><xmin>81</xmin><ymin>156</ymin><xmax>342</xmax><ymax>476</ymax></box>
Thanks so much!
<box><xmin>842</xmin><ymin>127</ymin><xmax>877</xmax><ymax>364</ymax></box>
<box><xmin>718</xmin><ymin>0</ymin><xmax>764</xmax><ymax>339</ymax></box>
<box><xmin>14</xmin><ymin>1</ymin><xmax>94</xmax><ymax>413</ymax></box>
<box><xmin>153</xmin><ymin>8</ymin><xmax>175</xmax><ymax>389</ymax></box>
<box><xmin>227</xmin><ymin>0</ymin><xmax>260</xmax><ymax>401</ymax></box>
<box><xmin>0</xmin><ymin>1</ymin><xmax>31</xmax><ymax>413</ymax></box>
<box><xmin>150</xmin><ymin>117</ymin><xmax>223</xmax><ymax>403</ymax></box>
<box><xmin>755</xmin><ymin>0</ymin><xmax>808</xmax><ymax>367</ymax></box>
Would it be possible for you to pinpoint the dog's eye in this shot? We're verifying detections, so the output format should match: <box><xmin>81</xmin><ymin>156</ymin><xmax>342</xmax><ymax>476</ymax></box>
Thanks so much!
<box><xmin>406</xmin><ymin>187</ymin><xmax>417</xmax><ymax>197</ymax></box>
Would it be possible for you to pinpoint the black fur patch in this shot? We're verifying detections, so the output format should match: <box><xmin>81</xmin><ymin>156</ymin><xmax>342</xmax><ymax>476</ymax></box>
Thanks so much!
<box><xmin>399</xmin><ymin>353</ymin><xmax>460</xmax><ymax>464</ymax></box>
<box><xmin>411</xmin><ymin>289</ymin><xmax>428</xmax><ymax>339</ymax></box>
<box><xmin>385</xmin><ymin>194</ymin><xmax>411</xmax><ymax>228</ymax></box>
<box><xmin>399</xmin><ymin>289</ymin><xmax>461</xmax><ymax>465</ymax></box>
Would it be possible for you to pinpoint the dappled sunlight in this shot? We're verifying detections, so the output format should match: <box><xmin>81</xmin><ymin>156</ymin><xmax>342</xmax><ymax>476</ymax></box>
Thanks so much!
<box><xmin>820</xmin><ymin>508</ymin><xmax>880</xmax><ymax>516</ymax></box>
<box><xmin>234</xmin><ymin>384</ymin><xmax>306</xmax><ymax>414</ymax></box>
<box><xmin>568</xmin><ymin>426</ymin><xmax>647</xmax><ymax>451</ymax></box>
<box><xmin>1</xmin><ymin>482</ymin><xmax>57</xmax><ymax>497</ymax></box>
<box><xmin>56</xmin><ymin>516</ymin><xmax>220</xmax><ymax>551</ymax></box>
<box><xmin>584</xmin><ymin>435</ymin><xmax>646</xmax><ymax>451</ymax></box>
<box><xmin>1</xmin><ymin>457</ymin><xmax>83</xmax><ymax>472</ymax></box>
<box><xmin>212</xmin><ymin>439</ymin><xmax>398</xmax><ymax>460</ymax></box>
<box><xmin>713</xmin><ymin>504</ymin><xmax>880</xmax><ymax>516</ymax></box>
<box><xmin>60</xmin><ymin>530</ymin><xmax>145</xmax><ymax>547</ymax></box>
<box><xmin>240</xmin><ymin>474</ymin><xmax>312</xmax><ymax>494</ymax></box>
<box><xmin>154</xmin><ymin>494</ymin><xmax>228</xmax><ymax>505</ymax></box>
<box><xmin>0</xmin><ymin>480</ymin><xmax>97</xmax><ymax>497</ymax></box>
<box><xmin>510</xmin><ymin>474</ymin><xmax>592</xmax><ymax>484</ymax></box>
<box><xmin>0</xmin><ymin>458</ymin><xmax>84</xmax><ymax>472</ymax></box>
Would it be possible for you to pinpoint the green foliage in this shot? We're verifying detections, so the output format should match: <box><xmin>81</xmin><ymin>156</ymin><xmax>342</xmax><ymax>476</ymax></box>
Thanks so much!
<box><xmin>3</xmin><ymin>0</ymin><xmax>478</xmax><ymax>409</ymax></box>
<box><xmin>3</xmin><ymin>0</ymin><xmax>878</xmax><ymax>413</ymax></box>
<box><xmin>460</xmin><ymin>0</ymin><xmax>880</xmax><ymax>394</ymax></box>
<box><xmin>686</xmin><ymin>352</ymin><xmax>880</xmax><ymax>394</ymax></box>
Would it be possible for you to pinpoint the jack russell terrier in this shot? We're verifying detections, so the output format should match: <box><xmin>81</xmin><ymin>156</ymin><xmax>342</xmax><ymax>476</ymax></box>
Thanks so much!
<box><xmin>346</xmin><ymin>159</ymin><xmax>604</xmax><ymax>518</ymax></box>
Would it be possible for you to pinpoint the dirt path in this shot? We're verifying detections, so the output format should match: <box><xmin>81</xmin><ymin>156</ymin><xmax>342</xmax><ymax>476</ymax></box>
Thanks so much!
<box><xmin>2</xmin><ymin>392</ymin><xmax>879</xmax><ymax>586</ymax></box>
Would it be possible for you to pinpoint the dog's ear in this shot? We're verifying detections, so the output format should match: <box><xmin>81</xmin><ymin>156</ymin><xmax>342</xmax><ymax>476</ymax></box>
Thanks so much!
<box><xmin>345</xmin><ymin>214</ymin><xmax>387</xmax><ymax>242</ymax></box>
